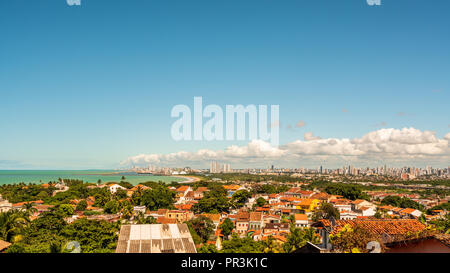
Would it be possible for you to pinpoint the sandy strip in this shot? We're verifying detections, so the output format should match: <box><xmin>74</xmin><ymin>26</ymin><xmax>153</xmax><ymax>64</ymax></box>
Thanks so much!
<box><xmin>175</xmin><ymin>175</ymin><xmax>201</xmax><ymax>183</ymax></box>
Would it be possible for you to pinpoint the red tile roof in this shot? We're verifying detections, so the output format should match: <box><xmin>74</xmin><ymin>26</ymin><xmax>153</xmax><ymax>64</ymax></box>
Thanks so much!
<box><xmin>294</xmin><ymin>214</ymin><xmax>308</xmax><ymax>221</ymax></box>
<box><xmin>317</xmin><ymin>219</ymin><xmax>426</xmax><ymax>237</ymax></box>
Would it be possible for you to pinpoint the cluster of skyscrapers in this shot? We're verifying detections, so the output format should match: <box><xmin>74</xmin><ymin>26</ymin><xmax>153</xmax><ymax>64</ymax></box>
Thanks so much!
<box><xmin>209</xmin><ymin>161</ymin><xmax>232</xmax><ymax>174</ymax></box>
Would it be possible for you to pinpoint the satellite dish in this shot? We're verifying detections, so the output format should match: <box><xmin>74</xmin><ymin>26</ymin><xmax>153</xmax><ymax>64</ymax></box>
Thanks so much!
<box><xmin>366</xmin><ymin>241</ymin><xmax>381</xmax><ymax>253</ymax></box>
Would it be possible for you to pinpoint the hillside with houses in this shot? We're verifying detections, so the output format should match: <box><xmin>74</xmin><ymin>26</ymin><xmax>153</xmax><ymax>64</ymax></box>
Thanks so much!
<box><xmin>0</xmin><ymin>174</ymin><xmax>449</xmax><ymax>253</ymax></box>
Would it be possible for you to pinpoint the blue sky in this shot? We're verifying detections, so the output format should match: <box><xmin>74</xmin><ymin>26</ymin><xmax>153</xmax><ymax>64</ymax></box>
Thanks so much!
<box><xmin>0</xmin><ymin>0</ymin><xmax>449</xmax><ymax>169</ymax></box>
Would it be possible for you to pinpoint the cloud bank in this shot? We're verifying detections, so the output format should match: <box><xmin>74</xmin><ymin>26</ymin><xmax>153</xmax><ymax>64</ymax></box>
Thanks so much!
<box><xmin>121</xmin><ymin>128</ymin><xmax>450</xmax><ymax>168</ymax></box>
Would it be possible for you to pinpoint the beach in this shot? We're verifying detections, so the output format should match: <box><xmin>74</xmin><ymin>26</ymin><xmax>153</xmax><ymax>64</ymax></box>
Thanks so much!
<box><xmin>175</xmin><ymin>175</ymin><xmax>202</xmax><ymax>183</ymax></box>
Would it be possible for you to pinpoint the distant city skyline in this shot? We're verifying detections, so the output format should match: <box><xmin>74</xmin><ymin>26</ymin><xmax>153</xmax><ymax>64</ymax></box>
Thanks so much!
<box><xmin>1</xmin><ymin>0</ymin><xmax>449</xmax><ymax>169</ymax></box>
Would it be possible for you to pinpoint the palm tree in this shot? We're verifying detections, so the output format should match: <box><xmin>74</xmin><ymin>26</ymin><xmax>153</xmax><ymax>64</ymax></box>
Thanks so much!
<box><xmin>134</xmin><ymin>212</ymin><xmax>156</xmax><ymax>224</ymax></box>
<box><xmin>0</xmin><ymin>210</ymin><xmax>30</xmax><ymax>242</ymax></box>
<box><xmin>303</xmin><ymin>227</ymin><xmax>321</xmax><ymax>244</ymax></box>
<box><xmin>23</xmin><ymin>202</ymin><xmax>38</xmax><ymax>216</ymax></box>
<box><xmin>121</xmin><ymin>204</ymin><xmax>134</xmax><ymax>220</ymax></box>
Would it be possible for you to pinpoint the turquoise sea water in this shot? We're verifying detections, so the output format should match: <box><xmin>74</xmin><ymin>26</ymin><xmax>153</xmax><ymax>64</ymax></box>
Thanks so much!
<box><xmin>0</xmin><ymin>170</ymin><xmax>185</xmax><ymax>185</ymax></box>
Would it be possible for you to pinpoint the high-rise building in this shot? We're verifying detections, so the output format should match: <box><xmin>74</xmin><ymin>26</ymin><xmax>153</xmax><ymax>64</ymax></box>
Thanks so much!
<box><xmin>210</xmin><ymin>161</ymin><xmax>220</xmax><ymax>173</ymax></box>
<box><xmin>223</xmin><ymin>163</ymin><xmax>232</xmax><ymax>173</ymax></box>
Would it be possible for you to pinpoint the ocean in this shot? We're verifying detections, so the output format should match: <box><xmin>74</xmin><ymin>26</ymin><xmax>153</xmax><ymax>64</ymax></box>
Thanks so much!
<box><xmin>0</xmin><ymin>170</ymin><xmax>186</xmax><ymax>186</ymax></box>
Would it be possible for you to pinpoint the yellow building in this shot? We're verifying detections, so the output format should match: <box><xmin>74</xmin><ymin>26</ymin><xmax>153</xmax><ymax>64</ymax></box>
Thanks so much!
<box><xmin>296</xmin><ymin>198</ymin><xmax>321</xmax><ymax>213</ymax></box>
<box><xmin>166</xmin><ymin>210</ymin><xmax>193</xmax><ymax>223</ymax></box>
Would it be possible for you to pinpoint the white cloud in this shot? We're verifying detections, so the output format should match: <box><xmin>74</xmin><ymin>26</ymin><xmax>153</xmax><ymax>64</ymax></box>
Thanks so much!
<box><xmin>121</xmin><ymin>127</ymin><xmax>450</xmax><ymax>167</ymax></box>
<box><xmin>444</xmin><ymin>132</ymin><xmax>450</xmax><ymax>141</ymax></box>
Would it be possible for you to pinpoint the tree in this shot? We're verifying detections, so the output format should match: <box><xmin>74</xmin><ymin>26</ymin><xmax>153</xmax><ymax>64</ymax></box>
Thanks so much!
<box><xmin>104</xmin><ymin>200</ymin><xmax>120</xmax><ymax>214</ymax></box>
<box><xmin>118</xmin><ymin>181</ymin><xmax>133</xmax><ymax>189</ymax></box>
<box><xmin>198</xmin><ymin>243</ymin><xmax>218</xmax><ymax>253</ymax></box>
<box><xmin>0</xmin><ymin>210</ymin><xmax>30</xmax><ymax>242</ymax></box>
<box><xmin>231</xmin><ymin>190</ymin><xmax>252</xmax><ymax>208</ymax></box>
<box><xmin>114</xmin><ymin>188</ymin><xmax>127</xmax><ymax>199</ymax></box>
<box><xmin>119</xmin><ymin>200</ymin><xmax>134</xmax><ymax>219</ymax></box>
<box><xmin>261</xmin><ymin>235</ymin><xmax>284</xmax><ymax>253</ymax></box>
<box><xmin>187</xmin><ymin>216</ymin><xmax>215</xmax><ymax>243</ymax></box>
<box><xmin>381</xmin><ymin>196</ymin><xmax>424</xmax><ymax>210</ymax></box>
<box><xmin>131</xmin><ymin>187</ymin><xmax>144</xmax><ymax>206</ymax></box>
<box><xmin>23</xmin><ymin>202</ymin><xmax>38</xmax><ymax>215</ymax></box>
<box><xmin>134</xmin><ymin>212</ymin><xmax>156</xmax><ymax>224</ymax></box>
<box><xmin>329</xmin><ymin>224</ymin><xmax>385</xmax><ymax>253</ymax></box>
<box><xmin>311</xmin><ymin>202</ymin><xmax>340</xmax><ymax>221</ymax></box>
<box><xmin>92</xmin><ymin>188</ymin><xmax>111</xmax><ymax>207</ymax></box>
<box><xmin>75</xmin><ymin>200</ymin><xmax>87</xmax><ymax>211</ymax></box>
<box><xmin>283</xmin><ymin>227</ymin><xmax>306</xmax><ymax>253</ymax></box>
<box><xmin>140</xmin><ymin>185</ymin><xmax>175</xmax><ymax>210</ymax></box>
<box><xmin>58</xmin><ymin>204</ymin><xmax>74</xmax><ymax>217</ymax></box>
<box><xmin>60</xmin><ymin>218</ymin><xmax>119</xmax><ymax>253</ymax></box>
<box><xmin>374</xmin><ymin>211</ymin><xmax>382</xmax><ymax>219</ymax></box>
<box><xmin>219</xmin><ymin>218</ymin><xmax>234</xmax><ymax>239</ymax></box>
<box><xmin>36</xmin><ymin>191</ymin><xmax>49</xmax><ymax>199</ymax></box>
<box><xmin>431</xmin><ymin>214</ymin><xmax>450</xmax><ymax>234</ymax></box>
<box><xmin>324</xmin><ymin>184</ymin><xmax>369</xmax><ymax>200</ymax></box>
<box><xmin>220</xmin><ymin>234</ymin><xmax>264</xmax><ymax>253</ymax></box>
<box><xmin>193</xmin><ymin>185</ymin><xmax>230</xmax><ymax>214</ymax></box>
<box><xmin>256</xmin><ymin>197</ymin><xmax>266</xmax><ymax>207</ymax></box>
<box><xmin>29</xmin><ymin>210</ymin><xmax>67</xmax><ymax>232</ymax></box>
<box><xmin>194</xmin><ymin>195</ymin><xmax>230</xmax><ymax>214</ymax></box>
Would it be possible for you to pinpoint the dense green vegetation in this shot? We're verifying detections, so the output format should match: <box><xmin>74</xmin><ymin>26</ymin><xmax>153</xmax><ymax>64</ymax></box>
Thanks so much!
<box><xmin>231</xmin><ymin>190</ymin><xmax>252</xmax><ymax>208</ymax></box>
<box><xmin>193</xmin><ymin>185</ymin><xmax>230</xmax><ymax>214</ymax></box>
<box><xmin>381</xmin><ymin>196</ymin><xmax>424</xmax><ymax>210</ymax></box>
<box><xmin>187</xmin><ymin>216</ymin><xmax>215</xmax><ymax>244</ymax></box>
<box><xmin>283</xmin><ymin>226</ymin><xmax>320</xmax><ymax>253</ymax></box>
<box><xmin>430</xmin><ymin>214</ymin><xmax>450</xmax><ymax>234</ymax></box>
<box><xmin>220</xmin><ymin>234</ymin><xmax>265</xmax><ymax>253</ymax></box>
<box><xmin>0</xmin><ymin>183</ymin><xmax>55</xmax><ymax>204</ymax></box>
<box><xmin>256</xmin><ymin>197</ymin><xmax>266</xmax><ymax>207</ymax></box>
<box><xmin>199</xmin><ymin>222</ymin><xmax>321</xmax><ymax>253</ymax></box>
<box><xmin>141</xmin><ymin>185</ymin><xmax>175</xmax><ymax>210</ymax></box>
<box><xmin>252</xmin><ymin>184</ymin><xmax>290</xmax><ymax>194</ymax></box>
<box><xmin>324</xmin><ymin>183</ymin><xmax>370</xmax><ymax>200</ymax></box>
<box><xmin>0</xmin><ymin>210</ymin><xmax>30</xmax><ymax>242</ymax></box>
<box><xmin>218</xmin><ymin>218</ymin><xmax>234</xmax><ymax>239</ymax></box>
<box><xmin>2</xmin><ymin>209</ymin><xmax>119</xmax><ymax>253</ymax></box>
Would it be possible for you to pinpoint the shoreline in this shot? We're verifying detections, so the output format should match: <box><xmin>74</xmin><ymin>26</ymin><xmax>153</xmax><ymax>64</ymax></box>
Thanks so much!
<box><xmin>175</xmin><ymin>175</ymin><xmax>202</xmax><ymax>184</ymax></box>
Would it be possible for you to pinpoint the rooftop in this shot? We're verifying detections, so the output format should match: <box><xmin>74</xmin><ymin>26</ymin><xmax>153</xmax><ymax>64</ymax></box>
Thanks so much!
<box><xmin>115</xmin><ymin>224</ymin><xmax>196</xmax><ymax>253</ymax></box>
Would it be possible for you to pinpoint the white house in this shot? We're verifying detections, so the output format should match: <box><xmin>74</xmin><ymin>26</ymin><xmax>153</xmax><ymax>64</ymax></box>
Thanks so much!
<box><xmin>359</xmin><ymin>206</ymin><xmax>377</xmax><ymax>217</ymax></box>
<box><xmin>0</xmin><ymin>195</ymin><xmax>12</xmax><ymax>213</ymax></box>
<box><xmin>400</xmin><ymin>208</ymin><xmax>423</xmax><ymax>219</ymax></box>
<box><xmin>340</xmin><ymin>210</ymin><xmax>358</xmax><ymax>220</ymax></box>
<box><xmin>294</xmin><ymin>214</ymin><xmax>309</xmax><ymax>228</ymax></box>
<box><xmin>108</xmin><ymin>184</ymin><xmax>126</xmax><ymax>194</ymax></box>
<box><xmin>352</xmin><ymin>200</ymin><xmax>376</xmax><ymax>211</ymax></box>
<box><xmin>333</xmin><ymin>203</ymin><xmax>352</xmax><ymax>213</ymax></box>
<box><xmin>133</xmin><ymin>206</ymin><xmax>147</xmax><ymax>214</ymax></box>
